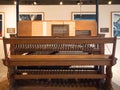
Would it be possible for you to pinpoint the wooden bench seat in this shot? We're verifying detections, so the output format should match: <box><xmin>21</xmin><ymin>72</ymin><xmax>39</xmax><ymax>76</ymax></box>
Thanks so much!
<box><xmin>2</xmin><ymin>36</ymin><xmax>117</xmax><ymax>90</ymax></box>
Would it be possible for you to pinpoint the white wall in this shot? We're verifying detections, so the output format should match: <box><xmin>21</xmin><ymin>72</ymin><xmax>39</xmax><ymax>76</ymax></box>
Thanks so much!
<box><xmin>19</xmin><ymin>5</ymin><xmax>96</xmax><ymax>20</ymax></box>
<box><xmin>0</xmin><ymin>5</ymin><xmax>16</xmax><ymax>37</ymax></box>
<box><xmin>0</xmin><ymin>5</ymin><xmax>120</xmax><ymax>37</ymax></box>
<box><xmin>0</xmin><ymin>5</ymin><xmax>120</xmax><ymax>86</ymax></box>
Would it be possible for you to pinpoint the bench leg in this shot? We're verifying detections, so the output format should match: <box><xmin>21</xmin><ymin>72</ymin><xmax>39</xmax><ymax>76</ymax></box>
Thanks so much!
<box><xmin>8</xmin><ymin>66</ymin><xmax>15</xmax><ymax>90</ymax></box>
<box><xmin>105</xmin><ymin>66</ymin><xmax>112</xmax><ymax>90</ymax></box>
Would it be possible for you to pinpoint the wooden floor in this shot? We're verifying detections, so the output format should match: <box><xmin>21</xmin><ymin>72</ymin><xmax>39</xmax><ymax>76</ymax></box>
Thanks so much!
<box><xmin>0</xmin><ymin>79</ymin><xmax>120</xmax><ymax>90</ymax></box>
<box><xmin>0</xmin><ymin>60</ymin><xmax>120</xmax><ymax>90</ymax></box>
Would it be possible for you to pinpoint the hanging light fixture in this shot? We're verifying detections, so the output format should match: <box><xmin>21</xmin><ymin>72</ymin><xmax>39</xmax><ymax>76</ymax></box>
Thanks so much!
<box><xmin>14</xmin><ymin>0</ymin><xmax>17</xmax><ymax>5</ymax></box>
<box><xmin>33</xmin><ymin>1</ymin><xmax>37</xmax><ymax>5</ymax></box>
<box><xmin>108</xmin><ymin>1</ymin><xmax>112</xmax><ymax>5</ymax></box>
<box><xmin>79</xmin><ymin>0</ymin><xmax>83</xmax><ymax>19</ymax></box>
<box><xmin>60</xmin><ymin>1</ymin><xmax>63</xmax><ymax>5</ymax></box>
<box><xmin>77</xmin><ymin>1</ymin><xmax>80</xmax><ymax>5</ymax></box>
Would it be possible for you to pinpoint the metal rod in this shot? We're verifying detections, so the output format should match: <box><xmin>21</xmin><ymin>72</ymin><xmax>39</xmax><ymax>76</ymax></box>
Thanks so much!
<box><xmin>96</xmin><ymin>0</ymin><xmax>99</xmax><ymax>35</ymax></box>
<box><xmin>16</xmin><ymin>0</ymin><xmax>19</xmax><ymax>36</ymax></box>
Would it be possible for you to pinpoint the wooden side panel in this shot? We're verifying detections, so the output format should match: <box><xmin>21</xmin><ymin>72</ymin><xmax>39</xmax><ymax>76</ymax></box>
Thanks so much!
<box><xmin>46</xmin><ymin>21</ymin><xmax>63</xmax><ymax>36</ymax></box>
<box><xmin>64</xmin><ymin>21</ymin><xmax>75</xmax><ymax>36</ymax></box>
<box><xmin>18</xmin><ymin>21</ymin><xmax>32</xmax><ymax>36</ymax></box>
<box><xmin>75</xmin><ymin>20</ymin><xmax>97</xmax><ymax>36</ymax></box>
<box><xmin>18</xmin><ymin>20</ymin><xmax>97</xmax><ymax>36</ymax></box>
<box><xmin>32</xmin><ymin>21</ymin><xmax>43</xmax><ymax>36</ymax></box>
<box><xmin>15</xmin><ymin>86</ymin><xmax>97</xmax><ymax>90</ymax></box>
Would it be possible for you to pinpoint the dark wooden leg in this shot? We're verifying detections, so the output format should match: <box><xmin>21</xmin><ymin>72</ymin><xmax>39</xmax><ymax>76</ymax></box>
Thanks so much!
<box><xmin>8</xmin><ymin>66</ymin><xmax>15</xmax><ymax>90</ymax></box>
<box><xmin>106</xmin><ymin>66</ymin><xmax>112</xmax><ymax>90</ymax></box>
<box><xmin>96</xmin><ymin>66</ymin><xmax>105</xmax><ymax>90</ymax></box>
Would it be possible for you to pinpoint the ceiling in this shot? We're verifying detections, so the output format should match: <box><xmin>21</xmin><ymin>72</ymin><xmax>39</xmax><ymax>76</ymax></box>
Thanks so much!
<box><xmin>0</xmin><ymin>0</ymin><xmax>120</xmax><ymax>5</ymax></box>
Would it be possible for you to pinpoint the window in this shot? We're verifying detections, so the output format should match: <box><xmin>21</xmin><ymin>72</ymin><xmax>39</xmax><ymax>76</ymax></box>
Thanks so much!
<box><xmin>19</xmin><ymin>12</ymin><xmax>44</xmax><ymax>21</ymax></box>
<box><xmin>0</xmin><ymin>13</ymin><xmax>4</xmax><ymax>37</ymax></box>
<box><xmin>72</xmin><ymin>12</ymin><xmax>96</xmax><ymax>20</ymax></box>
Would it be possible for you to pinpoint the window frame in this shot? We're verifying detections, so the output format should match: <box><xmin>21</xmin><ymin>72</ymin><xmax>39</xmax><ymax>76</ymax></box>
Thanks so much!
<box><xmin>71</xmin><ymin>12</ymin><xmax>96</xmax><ymax>20</ymax></box>
<box><xmin>19</xmin><ymin>12</ymin><xmax>44</xmax><ymax>21</ymax></box>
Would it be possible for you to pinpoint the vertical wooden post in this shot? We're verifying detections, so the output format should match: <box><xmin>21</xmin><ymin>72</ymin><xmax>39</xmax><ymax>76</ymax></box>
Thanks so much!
<box><xmin>106</xmin><ymin>66</ymin><xmax>112</xmax><ymax>90</ymax></box>
<box><xmin>8</xmin><ymin>66</ymin><xmax>15</xmax><ymax>90</ymax></box>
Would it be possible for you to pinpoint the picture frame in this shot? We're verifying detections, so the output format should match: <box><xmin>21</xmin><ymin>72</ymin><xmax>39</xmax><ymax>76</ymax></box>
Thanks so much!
<box><xmin>100</xmin><ymin>28</ymin><xmax>109</xmax><ymax>33</ymax></box>
<box><xmin>111</xmin><ymin>11</ymin><xmax>120</xmax><ymax>38</ymax></box>
<box><xmin>19</xmin><ymin>12</ymin><xmax>44</xmax><ymax>21</ymax></box>
<box><xmin>7</xmin><ymin>28</ymin><xmax>15</xmax><ymax>33</ymax></box>
<box><xmin>71</xmin><ymin>12</ymin><xmax>96</xmax><ymax>20</ymax></box>
<box><xmin>0</xmin><ymin>12</ymin><xmax>4</xmax><ymax>37</ymax></box>
<box><xmin>52</xmin><ymin>24</ymin><xmax>69</xmax><ymax>36</ymax></box>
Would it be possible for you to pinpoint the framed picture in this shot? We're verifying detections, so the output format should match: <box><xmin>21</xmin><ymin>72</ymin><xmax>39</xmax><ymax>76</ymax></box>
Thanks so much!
<box><xmin>19</xmin><ymin>12</ymin><xmax>44</xmax><ymax>21</ymax></box>
<box><xmin>111</xmin><ymin>12</ymin><xmax>120</xmax><ymax>38</ymax></box>
<box><xmin>0</xmin><ymin>12</ymin><xmax>4</xmax><ymax>37</ymax></box>
<box><xmin>52</xmin><ymin>24</ymin><xmax>69</xmax><ymax>36</ymax></box>
<box><xmin>72</xmin><ymin>12</ymin><xmax>96</xmax><ymax>20</ymax></box>
<box><xmin>100</xmin><ymin>28</ymin><xmax>109</xmax><ymax>33</ymax></box>
<box><xmin>7</xmin><ymin>28</ymin><xmax>15</xmax><ymax>33</ymax></box>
